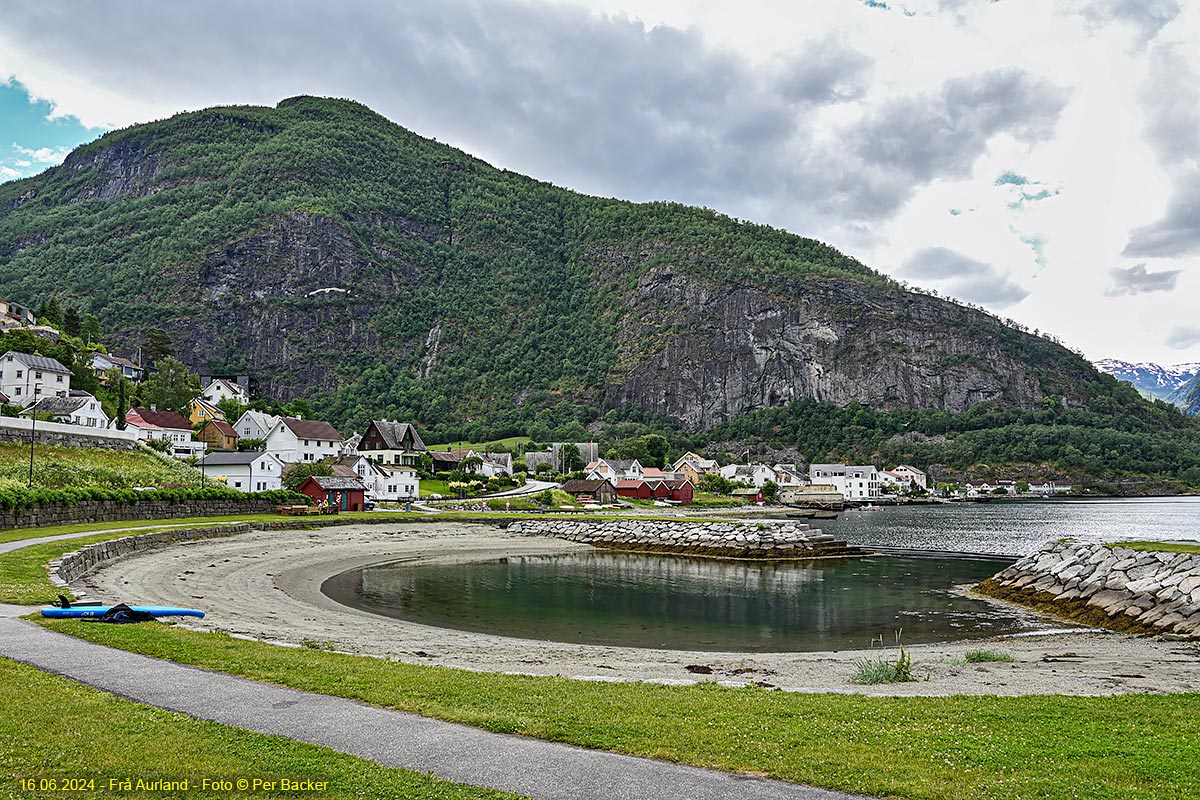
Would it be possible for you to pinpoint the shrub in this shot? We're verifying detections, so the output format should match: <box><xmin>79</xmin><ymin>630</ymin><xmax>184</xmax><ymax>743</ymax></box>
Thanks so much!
<box><xmin>851</xmin><ymin>631</ymin><xmax>916</xmax><ymax>685</ymax></box>
<box><xmin>964</xmin><ymin>649</ymin><xmax>1016</xmax><ymax>664</ymax></box>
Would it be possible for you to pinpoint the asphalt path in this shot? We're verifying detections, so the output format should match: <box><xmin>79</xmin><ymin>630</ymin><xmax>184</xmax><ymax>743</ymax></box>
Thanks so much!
<box><xmin>0</xmin><ymin>615</ymin><xmax>867</xmax><ymax>800</ymax></box>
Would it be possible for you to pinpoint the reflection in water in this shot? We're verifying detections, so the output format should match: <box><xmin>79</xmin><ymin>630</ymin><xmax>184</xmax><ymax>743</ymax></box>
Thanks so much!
<box><xmin>322</xmin><ymin>552</ymin><xmax>1052</xmax><ymax>652</ymax></box>
<box><xmin>822</xmin><ymin>496</ymin><xmax>1200</xmax><ymax>556</ymax></box>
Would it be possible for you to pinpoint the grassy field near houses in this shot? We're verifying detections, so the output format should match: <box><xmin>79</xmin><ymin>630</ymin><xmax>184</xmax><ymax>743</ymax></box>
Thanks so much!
<box><xmin>38</xmin><ymin>619</ymin><xmax>1200</xmax><ymax>800</ymax></box>
<box><xmin>0</xmin><ymin>442</ymin><xmax>208</xmax><ymax>491</ymax></box>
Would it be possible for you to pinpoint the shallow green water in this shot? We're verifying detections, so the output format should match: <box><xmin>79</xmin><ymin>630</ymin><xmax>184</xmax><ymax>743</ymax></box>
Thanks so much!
<box><xmin>322</xmin><ymin>552</ymin><xmax>1051</xmax><ymax>652</ymax></box>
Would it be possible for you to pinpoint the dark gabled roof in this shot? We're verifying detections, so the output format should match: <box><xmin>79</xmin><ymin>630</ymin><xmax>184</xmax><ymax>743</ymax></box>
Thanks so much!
<box><xmin>561</xmin><ymin>479</ymin><xmax>611</xmax><ymax>493</ymax></box>
<box><xmin>199</xmin><ymin>451</ymin><xmax>276</xmax><ymax>466</ymax></box>
<box><xmin>429</xmin><ymin>450</ymin><xmax>461</xmax><ymax>463</ymax></box>
<box><xmin>304</xmin><ymin>475</ymin><xmax>367</xmax><ymax>491</ymax></box>
<box><xmin>19</xmin><ymin>395</ymin><xmax>88</xmax><ymax>417</ymax></box>
<box><xmin>279</xmin><ymin>416</ymin><xmax>343</xmax><ymax>441</ymax></box>
<box><xmin>605</xmin><ymin>459</ymin><xmax>640</xmax><ymax>471</ymax></box>
<box><xmin>367</xmin><ymin>420</ymin><xmax>426</xmax><ymax>451</ymax></box>
<box><xmin>3</xmin><ymin>351</ymin><xmax>71</xmax><ymax>374</ymax></box>
<box><xmin>129</xmin><ymin>407</ymin><xmax>192</xmax><ymax>430</ymax></box>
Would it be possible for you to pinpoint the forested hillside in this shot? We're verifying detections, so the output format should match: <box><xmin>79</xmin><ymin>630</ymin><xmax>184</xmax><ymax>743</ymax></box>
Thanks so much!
<box><xmin>1</xmin><ymin>95</ymin><xmax>1197</xmax><ymax>487</ymax></box>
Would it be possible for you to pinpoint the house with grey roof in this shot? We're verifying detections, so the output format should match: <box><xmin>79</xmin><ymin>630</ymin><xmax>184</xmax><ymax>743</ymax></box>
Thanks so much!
<box><xmin>198</xmin><ymin>451</ymin><xmax>283</xmax><ymax>492</ymax></box>
<box><xmin>264</xmin><ymin>416</ymin><xmax>344</xmax><ymax>463</ymax></box>
<box><xmin>0</xmin><ymin>351</ymin><xmax>72</xmax><ymax>408</ymax></box>
<box><xmin>18</xmin><ymin>390</ymin><xmax>109</xmax><ymax>428</ymax></box>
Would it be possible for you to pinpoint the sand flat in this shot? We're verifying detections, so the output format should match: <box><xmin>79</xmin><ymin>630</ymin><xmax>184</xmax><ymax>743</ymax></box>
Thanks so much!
<box><xmin>78</xmin><ymin>523</ymin><xmax>1200</xmax><ymax>696</ymax></box>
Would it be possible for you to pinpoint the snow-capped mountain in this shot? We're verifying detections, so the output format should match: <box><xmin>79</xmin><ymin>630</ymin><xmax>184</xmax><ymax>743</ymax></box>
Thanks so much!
<box><xmin>1094</xmin><ymin>359</ymin><xmax>1200</xmax><ymax>404</ymax></box>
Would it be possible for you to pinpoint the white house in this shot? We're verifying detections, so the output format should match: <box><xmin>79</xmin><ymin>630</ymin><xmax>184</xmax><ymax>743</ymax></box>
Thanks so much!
<box><xmin>264</xmin><ymin>416</ymin><xmax>343</xmax><ymax>463</ymax></box>
<box><xmin>200</xmin><ymin>377</ymin><xmax>249</xmax><ymax>405</ymax></box>
<box><xmin>719</xmin><ymin>463</ymin><xmax>778</xmax><ymax>488</ymax></box>
<box><xmin>125</xmin><ymin>407</ymin><xmax>207</xmax><ymax>458</ymax></box>
<box><xmin>233</xmin><ymin>410</ymin><xmax>280</xmax><ymax>442</ymax></box>
<box><xmin>0</xmin><ymin>351</ymin><xmax>71</xmax><ymax>408</ymax></box>
<box><xmin>90</xmin><ymin>352</ymin><xmax>144</xmax><ymax>383</ymax></box>
<box><xmin>586</xmin><ymin>458</ymin><xmax>644</xmax><ymax>483</ymax></box>
<box><xmin>336</xmin><ymin>455</ymin><xmax>420</xmax><ymax>501</ymax></box>
<box><xmin>18</xmin><ymin>391</ymin><xmax>110</xmax><ymax>428</ymax></box>
<box><xmin>772</xmin><ymin>467</ymin><xmax>809</xmax><ymax>488</ymax></box>
<box><xmin>198</xmin><ymin>451</ymin><xmax>283</xmax><ymax>492</ymax></box>
<box><xmin>477</xmin><ymin>452</ymin><xmax>514</xmax><ymax>478</ymax></box>
<box><xmin>888</xmin><ymin>464</ymin><xmax>928</xmax><ymax>491</ymax></box>
<box><xmin>809</xmin><ymin>463</ymin><xmax>881</xmax><ymax>500</ymax></box>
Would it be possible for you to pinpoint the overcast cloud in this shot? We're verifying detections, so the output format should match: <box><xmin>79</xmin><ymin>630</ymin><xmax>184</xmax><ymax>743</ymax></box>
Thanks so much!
<box><xmin>900</xmin><ymin>246</ymin><xmax>1031</xmax><ymax>309</ymax></box>
<box><xmin>0</xmin><ymin>0</ymin><xmax>1197</xmax><ymax>362</ymax></box>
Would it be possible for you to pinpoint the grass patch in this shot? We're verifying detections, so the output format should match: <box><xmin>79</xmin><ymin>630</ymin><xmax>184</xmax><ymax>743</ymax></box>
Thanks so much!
<box><xmin>38</xmin><ymin>619</ymin><xmax>1200</xmax><ymax>800</ymax></box>
<box><xmin>1109</xmin><ymin>540</ymin><xmax>1200</xmax><ymax>555</ymax></box>
<box><xmin>0</xmin><ymin>441</ymin><xmax>208</xmax><ymax>491</ymax></box>
<box><xmin>0</xmin><ymin>514</ymin><xmax>288</xmax><ymax>545</ymax></box>
<box><xmin>850</xmin><ymin>634</ymin><xmax>917</xmax><ymax>684</ymax></box>
<box><xmin>965</xmin><ymin>649</ymin><xmax>1017</xmax><ymax>664</ymax></box>
<box><xmin>0</xmin><ymin>657</ymin><xmax>519</xmax><ymax>799</ymax></box>
<box><xmin>429</xmin><ymin>436</ymin><xmax>532</xmax><ymax>453</ymax></box>
<box><xmin>420</xmin><ymin>479</ymin><xmax>457</xmax><ymax>498</ymax></box>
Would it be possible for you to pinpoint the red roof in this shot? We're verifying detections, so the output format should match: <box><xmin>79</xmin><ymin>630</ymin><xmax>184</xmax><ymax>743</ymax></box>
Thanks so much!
<box><xmin>280</xmin><ymin>416</ymin><xmax>342</xmax><ymax>441</ymax></box>
<box><xmin>641</xmin><ymin>468</ymin><xmax>666</xmax><ymax>479</ymax></box>
<box><xmin>616</xmin><ymin>479</ymin><xmax>644</xmax><ymax>489</ymax></box>
<box><xmin>128</xmin><ymin>407</ymin><xmax>191</xmax><ymax>430</ymax></box>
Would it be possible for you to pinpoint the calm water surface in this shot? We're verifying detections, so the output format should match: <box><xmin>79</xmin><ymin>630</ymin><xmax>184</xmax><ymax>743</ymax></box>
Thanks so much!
<box><xmin>820</xmin><ymin>496</ymin><xmax>1200</xmax><ymax>556</ymax></box>
<box><xmin>322</xmin><ymin>552</ymin><xmax>1052</xmax><ymax>652</ymax></box>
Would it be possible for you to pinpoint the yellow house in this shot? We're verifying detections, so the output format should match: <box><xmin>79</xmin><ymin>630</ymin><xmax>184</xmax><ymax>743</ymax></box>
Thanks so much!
<box><xmin>189</xmin><ymin>396</ymin><xmax>227</xmax><ymax>427</ymax></box>
<box><xmin>672</xmin><ymin>451</ymin><xmax>718</xmax><ymax>484</ymax></box>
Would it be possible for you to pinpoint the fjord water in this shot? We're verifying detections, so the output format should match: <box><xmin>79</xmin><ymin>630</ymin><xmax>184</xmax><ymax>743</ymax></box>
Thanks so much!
<box><xmin>820</xmin><ymin>496</ymin><xmax>1200</xmax><ymax>556</ymax></box>
<box><xmin>322</xmin><ymin>552</ymin><xmax>1049</xmax><ymax>652</ymax></box>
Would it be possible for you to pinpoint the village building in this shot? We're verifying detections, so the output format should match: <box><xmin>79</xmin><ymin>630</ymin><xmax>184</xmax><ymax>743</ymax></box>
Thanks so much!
<box><xmin>809</xmin><ymin>463</ymin><xmax>882</xmax><ymax>500</ymax></box>
<box><xmin>719</xmin><ymin>463</ymin><xmax>778</xmax><ymax>488</ymax></box>
<box><xmin>336</xmin><ymin>455</ymin><xmax>420</xmax><ymax>501</ymax></box>
<box><xmin>560</xmin><ymin>479</ymin><xmax>619</xmax><ymax>505</ymax></box>
<box><xmin>90</xmin><ymin>353</ymin><xmax>144</xmax><ymax>383</ymax></box>
<box><xmin>195</xmin><ymin>418</ymin><xmax>239</xmax><ymax>451</ymax></box>
<box><xmin>586</xmin><ymin>458</ymin><xmax>645</xmax><ymax>484</ymax></box>
<box><xmin>199</xmin><ymin>376</ymin><xmax>250</xmax><ymax>405</ymax></box>
<box><xmin>232</xmin><ymin>410</ymin><xmax>280</xmax><ymax>442</ymax></box>
<box><xmin>0</xmin><ymin>300</ymin><xmax>36</xmax><ymax>327</ymax></box>
<box><xmin>732</xmin><ymin>486</ymin><xmax>765</xmax><ymax>504</ymax></box>
<box><xmin>198</xmin><ymin>451</ymin><xmax>283</xmax><ymax>492</ymax></box>
<box><xmin>18</xmin><ymin>391</ymin><xmax>110</xmax><ymax>428</ymax></box>
<box><xmin>297</xmin><ymin>475</ymin><xmax>368</xmax><ymax>511</ymax></box>
<box><xmin>263</xmin><ymin>416</ymin><xmax>343</xmax><ymax>463</ymax></box>
<box><xmin>888</xmin><ymin>464</ymin><xmax>928</xmax><ymax>491</ymax></box>
<box><xmin>188</xmin><ymin>397</ymin><xmax>227</xmax><ymax>427</ymax></box>
<box><xmin>0</xmin><ymin>351</ymin><xmax>71</xmax><ymax>408</ymax></box>
<box><xmin>125</xmin><ymin>407</ymin><xmax>207</xmax><ymax>458</ymax></box>
<box><xmin>672</xmin><ymin>451</ymin><xmax>718</xmax><ymax>484</ymax></box>
<box><xmin>358</xmin><ymin>420</ymin><xmax>427</xmax><ymax>467</ymax></box>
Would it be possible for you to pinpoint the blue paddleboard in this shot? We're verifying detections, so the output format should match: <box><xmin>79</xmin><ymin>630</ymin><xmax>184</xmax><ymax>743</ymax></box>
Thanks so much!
<box><xmin>41</xmin><ymin>606</ymin><xmax>205</xmax><ymax>619</ymax></box>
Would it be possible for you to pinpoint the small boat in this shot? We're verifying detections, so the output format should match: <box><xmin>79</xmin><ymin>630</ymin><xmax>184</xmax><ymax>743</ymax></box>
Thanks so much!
<box><xmin>41</xmin><ymin>606</ymin><xmax>205</xmax><ymax>619</ymax></box>
<box><xmin>861</xmin><ymin>504</ymin><xmax>882</xmax><ymax>511</ymax></box>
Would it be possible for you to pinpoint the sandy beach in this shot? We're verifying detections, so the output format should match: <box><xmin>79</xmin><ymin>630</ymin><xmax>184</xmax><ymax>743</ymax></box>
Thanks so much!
<box><xmin>77</xmin><ymin>522</ymin><xmax>1200</xmax><ymax>696</ymax></box>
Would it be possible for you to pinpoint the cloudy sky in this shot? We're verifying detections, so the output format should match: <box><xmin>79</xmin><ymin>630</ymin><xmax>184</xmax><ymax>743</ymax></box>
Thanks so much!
<box><xmin>1</xmin><ymin>0</ymin><xmax>1197</xmax><ymax>364</ymax></box>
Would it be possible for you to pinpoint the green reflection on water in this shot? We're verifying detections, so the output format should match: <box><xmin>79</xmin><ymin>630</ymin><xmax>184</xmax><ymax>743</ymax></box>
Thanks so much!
<box><xmin>322</xmin><ymin>553</ymin><xmax>1046</xmax><ymax>652</ymax></box>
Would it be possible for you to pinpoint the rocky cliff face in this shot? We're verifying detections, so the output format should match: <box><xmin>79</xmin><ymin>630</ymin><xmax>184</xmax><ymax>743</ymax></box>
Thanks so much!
<box><xmin>603</xmin><ymin>266</ymin><xmax>1046</xmax><ymax>430</ymax></box>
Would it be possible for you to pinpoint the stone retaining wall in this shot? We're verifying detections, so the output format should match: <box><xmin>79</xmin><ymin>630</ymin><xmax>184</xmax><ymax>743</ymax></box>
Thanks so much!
<box><xmin>977</xmin><ymin>540</ymin><xmax>1200</xmax><ymax>637</ymax></box>
<box><xmin>0</xmin><ymin>416</ymin><xmax>138</xmax><ymax>449</ymax></box>
<box><xmin>50</xmin><ymin>523</ymin><xmax>255</xmax><ymax>588</ymax></box>
<box><xmin>1</xmin><ymin>497</ymin><xmax>280</xmax><ymax>531</ymax></box>
<box><xmin>507</xmin><ymin>518</ymin><xmax>863</xmax><ymax>559</ymax></box>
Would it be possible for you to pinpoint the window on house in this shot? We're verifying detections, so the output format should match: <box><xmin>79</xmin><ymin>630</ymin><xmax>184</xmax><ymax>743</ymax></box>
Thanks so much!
<box><xmin>35</xmin><ymin>371</ymin><xmax>42</xmax><ymax>379</ymax></box>
<box><xmin>304</xmin><ymin>439</ymin><xmax>310</xmax><ymax>446</ymax></box>
<box><xmin>15</xmin><ymin>370</ymin><xmax>22</xmax><ymax>378</ymax></box>
<box><xmin>14</xmin><ymin>388</ymin><xmax>21</xmax><ymax>396</ymax></box>
<box><xmin>234</xmin><ymin>481</ymin><xmax>242</xmax><ymax>488</ymax></box>
<box><xmin>56</xmin><ymin>375</ymin><xmax>63</xmax><ymax>383</ymax></box>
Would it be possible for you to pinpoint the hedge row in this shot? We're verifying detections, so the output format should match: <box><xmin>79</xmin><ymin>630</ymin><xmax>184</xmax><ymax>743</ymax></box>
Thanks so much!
<box><xmin>0</xmin><ymin>487</ymin><xmax>310</xmax><ymax>511</ymax></box>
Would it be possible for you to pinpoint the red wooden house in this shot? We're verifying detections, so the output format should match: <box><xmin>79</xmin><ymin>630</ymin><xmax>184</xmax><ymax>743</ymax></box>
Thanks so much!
<box><xmin>297</xmin><ymin>475</ymin><xmax>368</xmax><ymax>511</ymax></box>
<box><xmin>616</xmin><ymin>479</ymin><xmax>652</xmax><ymax>500</ymax></box>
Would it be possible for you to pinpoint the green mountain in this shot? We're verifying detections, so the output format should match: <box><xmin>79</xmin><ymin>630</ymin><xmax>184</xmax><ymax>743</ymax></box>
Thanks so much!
<box><xmin>1</xmin><ymin>96</ymin><xmax>1198</xmax><ymax>487</ymax></box>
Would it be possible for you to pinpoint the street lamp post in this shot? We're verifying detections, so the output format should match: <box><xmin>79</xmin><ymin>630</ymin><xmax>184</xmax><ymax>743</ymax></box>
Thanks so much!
<box><xmin>28</xmin><ymin>413</ymin><xmax>36</xmax><ymax>488</ymax></box>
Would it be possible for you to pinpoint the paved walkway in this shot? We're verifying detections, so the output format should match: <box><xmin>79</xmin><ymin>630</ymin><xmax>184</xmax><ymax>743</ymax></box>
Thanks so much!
<box><xmin>0</xmin><ymin>520</ymin><xmax>250</xmax><ymax>556</ymax></box>
<box><xmin>0</xmin><ymin>616</ymin><xmax>865</xmax><ymax>800</ymax></box>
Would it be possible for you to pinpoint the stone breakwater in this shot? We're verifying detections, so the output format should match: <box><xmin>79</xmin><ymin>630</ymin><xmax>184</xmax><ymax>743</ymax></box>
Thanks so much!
<box><xmin>977</xmin><ymin>540</ymin><xmax>1200</xmax><ymax>638</ymax></box>
<box><xmin>507</xmin><ymin>518</ymin><xmax>864</xmax><ymax>559</ymax></box>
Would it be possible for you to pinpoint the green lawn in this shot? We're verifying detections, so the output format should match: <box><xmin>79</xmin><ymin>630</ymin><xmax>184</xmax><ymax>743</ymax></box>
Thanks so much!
<box><xmin>429</xmin><ymin>436</ymin><xmax>532</xmax><ymax>453</ymax></box>
<box><xmin>0</xmin><ymin>657</ymin><xmax>520</xmax><ymax>799</ymax></box>
<box><xmin>0</xmin><ymin>441</ymin><xmax>209</xmax><ymax>490</ymax></box>
<box><xmin>1110</xmin><ymin>540</ymin><xmax>1200</xmax><ymax>554</ymax></box>
<box><xmin>39</xmin><ymin>619</ymin><xmax>1200</xmax><ymax>800</ymax></box>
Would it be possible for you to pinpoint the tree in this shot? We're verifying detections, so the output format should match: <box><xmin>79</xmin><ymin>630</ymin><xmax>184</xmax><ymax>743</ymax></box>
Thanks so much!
<box><xmin>699</xmin><ymin>473</ymin><xmax>734</xmax><ymax>495</ymax></box>
<box><xmin>216</xmin><ymin>397</ymin><xmax>246</xmax><ymax>422</ymax></box>
<box><xmin>762</xmin><ymin>480</ymin><xmax>779</xmax><ymax>503</ymax></box>
<box><xmin>141</xmin><ymin>357</ymin><xmax>199</xmax><ymax>415</ymax></box>
<box><xmin>81</xmin><ymin>313</ymin><xmax>102</xmax><ymax>344</ymax></box>
<box><xmin>416</xmin><ymin>452</ymin><xmax>434</xmax><ymax>478</ymax></box>
<box><xmin>114</xmin><ymin>372</ymin><xmax>129</xmax><ymax>430</ymax></box>
<box><xmin>1016</xmin><ymin>481</ymin><xmax>1030</xmax><ymax>494</ymax></box>
<box><xmin>461</xmin><ymin>455</ymin><xmax>483</xmax><ymax>474</ymax></box>
<box><xmin>142</xmin><ymin>328</ymin><xmax>174</xmax><ymax>367</ymax></box>
<box><xmin>282</xmin><ymin>462</ymin><xmax>333</xmax><ymax>491</ymax></box>
<box><xmin>36</xmin><ymin>297</ymin><xmax>62</xmax><ymax>328</ymax></box>
<box><xmin>560</xmin><ymin>443</ymin><xmax>585</xmax><ymax>473</ymax></box>
<box><xmin>62</xmin><ymin>305</ymin><xmax>81</xmax><ymax>339</ymax></box>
